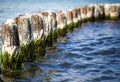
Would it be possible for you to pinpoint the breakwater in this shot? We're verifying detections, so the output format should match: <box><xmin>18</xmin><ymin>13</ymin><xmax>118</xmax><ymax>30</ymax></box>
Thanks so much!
<box><xmin>1</xmin><ymin>3</ymin><xmax>120</xmax><ymax>70</ymax></box>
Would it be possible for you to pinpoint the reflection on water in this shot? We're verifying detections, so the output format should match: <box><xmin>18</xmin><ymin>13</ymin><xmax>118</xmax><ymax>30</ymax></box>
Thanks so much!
<box><xmin>1</xmin><ymin>20</ymin><xmax>120</xmax><ymax>82</ymax></box>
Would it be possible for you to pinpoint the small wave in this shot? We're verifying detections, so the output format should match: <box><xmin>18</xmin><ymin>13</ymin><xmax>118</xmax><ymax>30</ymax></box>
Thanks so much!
<box><xmin>87</xmin><ymin>47</ymin><xmax>117</xmax><ymax>55</ymax></box>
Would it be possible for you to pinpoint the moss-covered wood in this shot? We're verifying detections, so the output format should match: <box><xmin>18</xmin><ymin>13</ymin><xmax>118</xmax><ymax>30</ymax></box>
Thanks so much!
<box><xmin>73</xmin><ymin>22</ymin><xmax>78</xmax><ymax>27</ymax></box>
<box><xmin>20</xmin><ymin>42</ymin><xmax>35</xmax><ymax>62</ymax></box>
<box><xmin>34</xmin><ymin>39</ymin><xmax>46</xmax><ymax>56</ymax></box>
<box><xmin>57</xmin><ymin>28</ymin><xmax>67</xmax><ymax>37</ymax></box>
<box><xmin>81</xmin><ymin>17</ymin><xmax>93</xmax><ymax>22</ymax></box>
<box><xmin>67</xmin><ymin>23</ymin><xmax>74</xmax><ymax>32</ymax></box>
<box><xmin>1</xmin><ymin>40</ymin><xmax>46</xmax><ymax>70</ymax></box>
<box><xmin>52</xmin><ymin>30</ymin><xmax>57</xmax><ymax>42</ymax></box>
<box><xmin>110</xmin><ymin>16</ymin><xmax>119</xmax><ymax>20</ymax></box>
<box><xmin>105</xmin><ymin>15</ymin><xmax>110</xmax><ymax>20</ymax></box>
<box><xmin>1</xmin><ymin>51</ymin><xmax>22</xmax><ymax>70</ymax></box>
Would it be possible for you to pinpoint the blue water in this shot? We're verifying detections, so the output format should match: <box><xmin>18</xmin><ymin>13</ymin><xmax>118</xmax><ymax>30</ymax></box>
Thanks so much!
<box><xmin>0</xmin><ymin>0</ymin><xmax>120</xmax><ymax>27</ymax></box>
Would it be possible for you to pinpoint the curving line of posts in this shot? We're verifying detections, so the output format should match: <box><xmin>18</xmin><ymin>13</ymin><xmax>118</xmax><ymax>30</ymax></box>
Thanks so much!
<box><xmin>1</xmin><ymin>3</ymin><xmax>120</xmax><ymax>69</ymax></box>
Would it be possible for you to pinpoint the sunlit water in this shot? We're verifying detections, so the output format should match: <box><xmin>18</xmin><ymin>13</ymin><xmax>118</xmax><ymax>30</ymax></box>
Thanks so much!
<box><xmin>1</xmin><ymin>20</ymin><xmax>120</xmax><ymax>82</ymax></box>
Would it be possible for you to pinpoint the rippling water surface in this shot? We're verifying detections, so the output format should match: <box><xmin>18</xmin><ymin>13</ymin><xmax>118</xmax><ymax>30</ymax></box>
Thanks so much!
<box><xmin>1</xmin><ymin>20</ymin><xmax>120</xmax><ymax>82</ymax></box>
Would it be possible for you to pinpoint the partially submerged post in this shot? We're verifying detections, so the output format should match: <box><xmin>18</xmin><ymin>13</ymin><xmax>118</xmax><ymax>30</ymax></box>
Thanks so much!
<box><xmin>40</xmin><ymin>11</ymin><xmax>54</xmax><ymax>45</ymax></box>
<box><xmin>31</xmin><ymin>13</ymin><xmax>44</xmax><ymax>40</ymax></box>
<box><xmin>40</xmin><ymin>11</ymin><xmax>57</xmax><ymax>37</ymax></box>
<box><xmin>86</xmin><ymin>5</ymin><xmax>94</xmax><ymax>21</ymax></box>
<box><xmin>110</xmin><ymin>4</ymin><xmax>119</xmax><ymax>20</ymax></box>
<box><xmin>76</xmin><ymin>8</ymin><xmax>82</xmax><ymax>25</ymax></box>
<box><xmin>57</xmin><ymin>11</ymin><xmax>67</xmax><ymax>37</ymax></box>
<box><xmin>50</xmin><ymin>11</ymin><xmax>57</xmax><ymax>42</ymax></box>
<box><xmin>104</xmin><ymin>4</ymin><xmax>110</xmax><ymax>19</ymax></box>
<box><xmin>15</xmin><ymin>14</ymin><xmax>33</xmax><ymax>45</ymax></box>
<box><xmin>1</xmin><ymin>19</ymin><xmax>20</xmax><ymax>69</ymax></box>
<box><xmin>80</xmin><ymin>6</ymin><xmax>88</xmax><ymax>22</ymax></box>
<box><xmin>31</xmin><ymin>13</ymin><xmax>45</xmax><ymax>55</ymax></box>
<box><xmin>118</xmin><ymin>4</ymin><xmax>120</xmax><ymax>18</ymax></box>
<box><xmin>72</xmin><ymin>8</ymin><xmax>78</xmax><ymax>27</ymax></box>
<box><xmin>15</xmin><ymin>14</ymin><xmax>34</xmax><ymax>61</ymax></box>
<box><xmin>66</xmin><ymin>10</ymin><xmax>74</xmax><ymax>32</ymax></box>
<box><xmin>94</xmin><ymin>4</ymin><xmax>105</xmax><ymax>20</ymax></box>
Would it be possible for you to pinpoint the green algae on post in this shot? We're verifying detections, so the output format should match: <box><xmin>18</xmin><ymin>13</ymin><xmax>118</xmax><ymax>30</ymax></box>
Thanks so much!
<box><xmin>57</xmin><ymin>10</ymin><xmax>67</xmax><ymax>37</ymax></box>
<box><xmin>72</xmin><ymin>8</ymin><xmax>79</xmax><ymax>27</ymax></box>
<box><xmin>57</xmin><ymin>28</ymin><xmax>67</xmax><ymax>37</ymax></box>
<box><xmin>1</xmin><ymin>19</ymin><xmax>20</xmax><ymax>70</ymax></box>
<box><xmin>1</xmin><ymin>51</ymin><xmax>23</xmax><ymax>70</ymax></box>
<box><xmin>34</xmin><ymin>39</ymin><xmax>46</xmax><ymax>56</ymax></box>
<box><xmin>20</xmin><ymin>42</ymin><xmax>35</xmax><ymax>61</ymax></box>
<box><xmin>73</xmin><ymin>22</ymin><xmax>78</xmax><ymax>27</ymax></box>
<box><xmin>110</xmin><ymin>4</ymin><xmax>119</xmax><ymax>20</ymax></box>
<box><xmin>52</xmin><ymin>30</ymin><xmax>57</xmax><ymax>42</ymax></box>
<box><xmin>67</xmin><ymin>23</ymin><xmax>74</xmax><ymax>32</ymax></box>
<box><xmin>66</xmin><ymin>10</ymin><xmax>74</xmax><ymax>32</ymax></box>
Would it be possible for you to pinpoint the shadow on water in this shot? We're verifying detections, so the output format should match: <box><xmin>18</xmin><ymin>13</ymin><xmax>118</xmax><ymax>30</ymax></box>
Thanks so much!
<box><xmin>1</xmin><ymin>20</ymin><xmax>120</xmax><ymax>82</ymax></box>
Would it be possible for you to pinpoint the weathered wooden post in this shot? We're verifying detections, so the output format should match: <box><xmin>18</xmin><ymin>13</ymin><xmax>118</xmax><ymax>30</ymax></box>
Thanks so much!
<box><xmin>15</xmin><ymin>14</ymin><xmax>33</xmax><ymax>45</ymax></box>
<box><xmin>87</xmin><ymin>5</ymin><xmax>95</xmax><ymax>21</ymax></box>
<box><xmin>31</xmin><ymin>13</ymin><xmax>45</xmax><ymax>55</ymax></box>
<box><xmin>110</xmin><ymin>4</ymin><xmax>119</xmax><ymax>20</ymax></box>
<box><xmin>57</xmin><ymin>10</ymin><xmax>67</xmax><ymax>37</ymax></box>
<box><xmin>118</xmin><ymin>4</ymin><xmax>120</xmax><ymax>19</ymax></box>
<box><xmin>40</xmin><ymin>11</ymin><xmax>57</xmax><ymax>45</ymax></box>
<box><xmin>31</xmin><ymin>13</ymin><xmax>44</xmax><ymax>40</ymax></box>
<box><xmin>72</xmin><ymin>8</ymin><xmax>79</xmax><ymax>27</ymax></box>
<box><xmin>117</xmin><ymin>4</ymin><xmax>120</xmax><ymax>19</ymax></box>
<box><xmin>50</xmin><ymin>11</ymin><xmax>57</xmax><ymax>42</ymax></box>
<box><xmin>15</xmin><ymin>14</ymin><xmax>34</xmax><ymax>61</ymax></box>
<box><xmin>94</xmin><ymin>4</ymin><xmax>105</xmax><ymax>20</ymax></box>
<box><xmin>77</xmin><ymin>8</ymin><xmax>82</xmax><ymax>25</ymax></box>
<box><xmin>104</xmin><ymin>4</ymin><xmax>110</xmax><ymax>19</ymax></box>
<box><xmin>1</xmin><ymin>19</ymin><xmax>20</xmax><ymax>69</ymax></box>
<box><xmin>66</xmin><ymin>10</ymin><xmax>74</xmax><ymax>32</ymax></box>
<box><xmin>80</xmin><ymin>6</ymin><xmax>88</xmax><ymax>22</ymax></box>
<box><xmin>40</xmin><ymin>11</ymin><xmax>51</xmax><ymax>37</ymax></box>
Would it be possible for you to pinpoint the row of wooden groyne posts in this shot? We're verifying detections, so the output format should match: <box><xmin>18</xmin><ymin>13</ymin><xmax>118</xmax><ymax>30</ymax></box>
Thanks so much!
<box><xmin>0</xmin><ymin>3</ymin><xmax>120</xmax><ymax>70</ymax></box>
